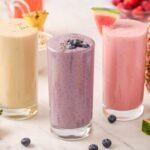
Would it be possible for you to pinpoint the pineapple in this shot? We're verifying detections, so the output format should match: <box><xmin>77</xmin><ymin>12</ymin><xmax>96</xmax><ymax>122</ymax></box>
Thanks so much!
<box><xmin>145</xmin><ymin>24</ymin><xmax>150</xmax><ymax>92</ymax></box>
<box><xmin>23</xmin><ymin>11</ymin><xmax>49</xmax><ymax>31</ymax></box>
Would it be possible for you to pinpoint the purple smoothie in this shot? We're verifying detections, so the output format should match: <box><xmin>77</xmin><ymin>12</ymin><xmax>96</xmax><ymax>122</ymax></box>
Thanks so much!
<box><xmin>47</xmin><ymin>33</ymin><xmax>95</xmax><ymax>129</ymax></box>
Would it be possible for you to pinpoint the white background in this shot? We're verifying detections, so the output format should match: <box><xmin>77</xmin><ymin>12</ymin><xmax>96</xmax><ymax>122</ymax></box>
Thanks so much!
<box><xmin>0</xmin><ymin>0</ymin><xmax>150</xmax><ymax>150</ymax></box>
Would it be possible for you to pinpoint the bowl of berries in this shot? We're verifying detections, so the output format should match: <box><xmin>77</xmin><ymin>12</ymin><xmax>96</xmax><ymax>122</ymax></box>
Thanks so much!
<box><xmin>112</xmin><ymin>0</ymin><xmax>150</xmax><ymax>22</ymax></box>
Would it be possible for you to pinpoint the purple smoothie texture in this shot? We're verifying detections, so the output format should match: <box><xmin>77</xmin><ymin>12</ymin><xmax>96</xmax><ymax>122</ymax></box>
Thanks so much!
<box><xmin>47</xmin><ymin>33</ymin><xmax>95</xmax><ymax>129</ymax></box>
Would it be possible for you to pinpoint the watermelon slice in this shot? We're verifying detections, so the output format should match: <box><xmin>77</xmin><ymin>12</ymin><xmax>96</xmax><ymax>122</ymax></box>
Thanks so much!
<box><xmin>91</xmin><ymin>7</ymin><xmax>120</xmax><ymax>34</ymax></box>
<box><xmin>142</xmin><ymin>119</ymin><xmax>150</xmax><ymax>136</ymax></box>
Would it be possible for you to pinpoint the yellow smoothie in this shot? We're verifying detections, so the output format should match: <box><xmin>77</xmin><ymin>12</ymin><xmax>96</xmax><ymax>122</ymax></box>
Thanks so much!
<box><xmin>0</xmin><ymin>19</ymin><xmax>38</xmax><ymax>118</ymax></box>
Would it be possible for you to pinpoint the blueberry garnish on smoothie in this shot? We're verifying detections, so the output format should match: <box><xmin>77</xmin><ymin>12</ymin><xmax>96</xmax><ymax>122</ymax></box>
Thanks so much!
<box><xmin>66</xmin><ymin>43</ymin><xmax>76</xmax><ymax>49</ymax></box>
<box><xmin>66</xmin><ymin>39</ymin><xmax>90</xmax><ymax>49</ymax></box>
<box><xmin>82</xmin><ymin>43</ymin><xmax>90</xmax><ymax>48</ymax></box>
<box><xmin>72</xmin><ymin>39</ymin><xmax>83</xmax><ymax>46</ymax></box>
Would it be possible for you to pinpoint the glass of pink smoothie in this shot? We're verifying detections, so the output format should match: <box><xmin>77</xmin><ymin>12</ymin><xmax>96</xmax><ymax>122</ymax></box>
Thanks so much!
<box><xmin>103</xmin><ymin>19</ymin><xmax>147</xmax><ymax>121</ymax></box>
<box><xmin>47</xmin><ymin>33</ymin><xmax>95</xmax><ymax>140</ymax></box>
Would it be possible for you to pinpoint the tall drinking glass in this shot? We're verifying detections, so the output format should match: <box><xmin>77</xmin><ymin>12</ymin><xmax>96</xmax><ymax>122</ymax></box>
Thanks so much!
<box><xmin>103</xmin><ymin>19</ymin><xmax>147</xmax><ymax>121</ymax></box>
<box><xmin>14</xmin><ymin>0</ymin><xmax>43</xmax><ymax>18</ymax></box>
<box><xmin>0</xmin><ymin>19</ymin><xmax>38</xmax><ymax>120</ymax></box>
<box><xmin>3</xmin><ymin>0</ymin><xmax>43</xmax><ymax>18</ymax></box>
<box><xmin>47</xmin><ymin>33</ymin><xmax>95</xmax><ymax>140</ymax></box>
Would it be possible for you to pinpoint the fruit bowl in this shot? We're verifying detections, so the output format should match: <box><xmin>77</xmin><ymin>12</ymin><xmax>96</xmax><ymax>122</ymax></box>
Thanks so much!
<box><xmin>112</xmin><ymin>0</ymin><xmax>150</xmax><ymax>22</ymax></box>
<box><xmin>119</xmin><ymin>8</ymin><xmax>150</xmax><ymax>22</ymax></box>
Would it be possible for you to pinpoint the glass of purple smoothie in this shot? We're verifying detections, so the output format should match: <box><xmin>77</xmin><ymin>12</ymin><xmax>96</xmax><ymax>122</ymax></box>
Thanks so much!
<box><xmin>47</xmin><ymin>33</ymin><xmax>95</xmax><ymax>140</ymax></box>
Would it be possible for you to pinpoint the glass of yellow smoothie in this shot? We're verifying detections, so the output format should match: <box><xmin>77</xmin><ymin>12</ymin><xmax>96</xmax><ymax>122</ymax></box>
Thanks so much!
<box><xmin>0</xmin><ymin>19</ymin><xmax>38</xmax><ymax>120</ymax></box>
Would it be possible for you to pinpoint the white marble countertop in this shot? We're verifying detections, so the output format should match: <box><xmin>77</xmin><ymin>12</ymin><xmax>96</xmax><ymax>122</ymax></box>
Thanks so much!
<box><xmin>1</xmin><ymin>0</ymin><xmax>150</xmax><ymax>150</ymax></box>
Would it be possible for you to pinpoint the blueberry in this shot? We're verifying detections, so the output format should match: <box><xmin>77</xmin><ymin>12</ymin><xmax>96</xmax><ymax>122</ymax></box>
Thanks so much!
<box><xmin>102</xmin><ymin>139</ymin><xmax>112</xmax><ymax>148</ymax></box>
<box><xmin>82</xmin><ymin>44</ymin><xmax>90</xmax><ymax>48</ymax></box>
<box><xmin>73</xmin><ymin>39</ymin><xmax>84</xmax><ymax>47</ymax></box>
<box><xmin>108</xmin><ymin>114</ymin><xmax>117</xmax><ymax>123</ymax></box>
<box><xmin>73</xmin><ymin>39</ymin><xmax>81</xmax><ymax>45</ymax></box>
<box><xmin>66</xmin><ymin>39</ymin><xmax>89</xmax><ymax>49</ymax></box>
<box><xmin>67</xmin><ymin>40</ymin><xmax>74</xmax><ymax>46</ymax></box>
<box><xmin>66</xmin><ymin>44</ymin><xmax>76</xmax><ymax>49</ymax></box>
<box><xmin>71</xmin><ymin>39</ymin><xmax>77</xmax><ymax>44</ymax></box>
<box><xmin>76</xmin><ymin>39</ymin><xmax>81</xmax><ymax>43</ymax></box>
<box><xmin>21</xmin><ymin>138</ymin><xmax>31</xmax><ymax>147</ymax></box>
<box><xmin>77</xmin><ymin>44</ymin><xmax>83</xmax><ymax>47</ymax></box>
<box><xmin>67</xmin><ymin>40</ymin><xmax>71</xmax><ymax>44</ymax></box>
<box><xmin>88</xmin><ymin>144</ymin><xmax>98</xmax><ymax>150</ymax></box>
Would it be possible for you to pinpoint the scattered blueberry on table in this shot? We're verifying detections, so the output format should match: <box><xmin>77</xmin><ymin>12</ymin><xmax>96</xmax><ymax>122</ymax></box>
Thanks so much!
<box><xmin>21</xmin><ymin>137</ymin><xmax>31</xmax><ymax>147</ymax></box>
<box><xmin>102</xmin><ymin>139</ymin><xmax>112</xmax><ymax>148</ymax></box>
<box><xmin>88</xmin><ymin>144</ymin><xmax>98</xmax><ymax>150</ymax></box>
<box><xmin>108</xmin><ymin>114</ymin><xmax>117</xmax><ymax>123</ymax></box>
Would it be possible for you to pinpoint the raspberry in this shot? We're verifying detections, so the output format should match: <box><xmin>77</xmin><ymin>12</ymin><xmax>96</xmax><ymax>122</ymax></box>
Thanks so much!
<box><xmin>132</xmin><ymin>6</ymin><xmax>144</xmax><ymax>17</ymax></box>
<box><xmin>112</xmin><ymin>0</ymin><xmax>122</xmax><ymax>6</ymax></box>
<box><xmin>123</xmin><ymin>1</ymin><xmax>133</xmax><ymax>10</ymax></box>
<box><xmin>144</xmin><ymin>2</ymin><xmax>150</xmax><ymax>11</ymax></box>
<box><xmin>141</xmin><ymin>1</ymin><xmax>149</xmax><ymax>10</ymax></box>
<box><xmin>124</xmin><ymin>0</ymin><xmax>140</xmax><ymax>7</ymax></box>
<box><xmin>117</xmin><ymin>2</ymin><xmax>125</xmax><ymax>9</ymax></box>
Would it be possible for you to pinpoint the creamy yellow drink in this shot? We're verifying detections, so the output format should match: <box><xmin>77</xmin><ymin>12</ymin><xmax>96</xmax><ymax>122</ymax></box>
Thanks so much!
<box><xmin>0</xmin><ymin>19</ymin><xmax>38</xmax><ymax>119</ymax></box>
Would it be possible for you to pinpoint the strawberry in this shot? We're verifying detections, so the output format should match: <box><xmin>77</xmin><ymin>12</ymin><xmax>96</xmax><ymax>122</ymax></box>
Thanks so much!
<box><xmin>124</xmin><ymin>0</ymin><xmax>140</xmax><ymax>7</ymax></box>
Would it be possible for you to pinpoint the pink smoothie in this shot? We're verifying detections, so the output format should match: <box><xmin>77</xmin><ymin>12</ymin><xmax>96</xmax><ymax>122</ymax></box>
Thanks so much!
<box><xmin>103</xmin><ymin>19</ymin><xmax>147</xmax><ymax>111</ymax></box>
<box><xmin>47</xmin><ymin>34</ymin><xmax>94</xmax><ymax>129</ymax></box>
